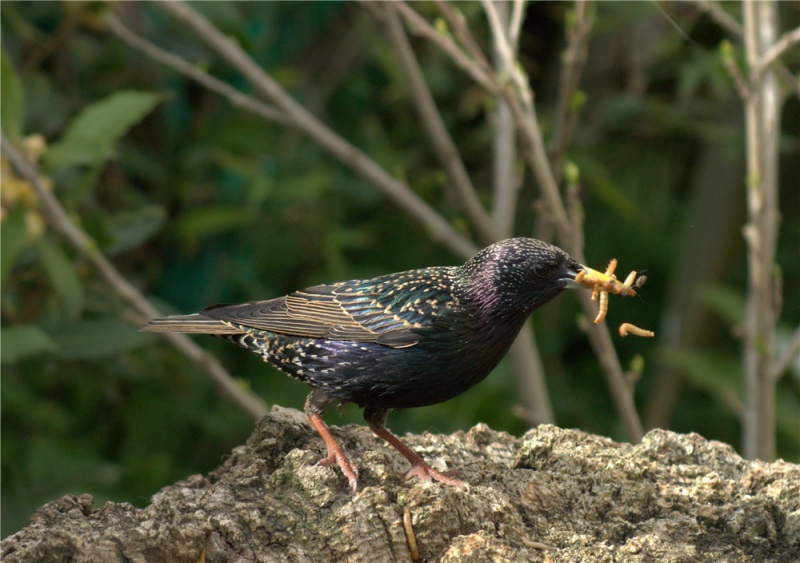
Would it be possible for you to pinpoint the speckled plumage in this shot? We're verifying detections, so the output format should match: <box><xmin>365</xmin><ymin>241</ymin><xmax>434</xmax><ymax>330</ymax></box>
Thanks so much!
<box><xmin>141</xmin><ymin>237</ymin><xmax>583</xmax><ymax>490</ymax></box>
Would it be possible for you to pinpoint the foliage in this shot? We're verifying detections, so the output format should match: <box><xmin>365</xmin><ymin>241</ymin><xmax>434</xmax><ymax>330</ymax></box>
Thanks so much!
<box><xmin>2</xmin><ymin>1</ymin><xmax>798</xmax><ymax>539</ymax></box>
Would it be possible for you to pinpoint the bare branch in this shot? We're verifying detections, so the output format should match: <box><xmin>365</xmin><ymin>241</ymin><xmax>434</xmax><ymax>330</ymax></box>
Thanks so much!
<box><xmin>758</xmin><ymin>24</ymin><xmax>800</xmax><ymax>73</ymax></box>
<box><xmin>550</xmin><ymin>2</ymin><xmax>594</xmax><ymax>183</ymax></box>
<box><xmin>696</xmin><ymin>0</ymin><xmax>742</xmax><ymax>36</ymax></box>
<box><xmin>771</xmin><ymin>325</ymin><xmax>800</xmax><ymax>382</ymax></box>
<box><xmin>488</xmin><ymin>0</ymin><xmax>520</xmax><ymax>239</ymax></box>
<box><xmin>721</xmin><ymin>41</ymin><xmax>752</xmax><ymax>101</ymax></box>
<box><xmin>1</xmin><ymin>134</ymin><xmax>269</xmax><ymax>420</ymax></box>
<box><xmin>508</xmin><ymin>0</ymin><xmax>526</xmax><ymax>52</ymax></box>
<box><xmin>481</xmin><ymin>0</ymin><xmax>572</xmax><ymax>246</ymax></box>
<box><xmin>480</xmin><ymin>0</ymin><xmax>643</xmax><ymax>440</ymax></box>
<box><xmin>481</xmin><ymin>0</ymin><xmax>515</xmax><ymax>77</ymax></box>
<box><xmin>508</xmin><ymin>324</ymin><xmax>554</xmax><ymax>425</ymax></box>
<box><xmin>481</xmin><ymin>0</ymin><xmax>642</xmax><ymax>441</ymax></box>
<box><xmin>378</xmin><ymin>4</ymin><xmax>497</xmax><ymax>244</ymax></box>
<box><xmin>698</xmin><ymin>0</ymin><xmax>800</xmax><ymax>100</ymax></box>
<box><xmin>435</xmin><ymin>1</ymin><xmax>494</xmax><ymax>78</ymax></box>
<box><xmin>741</xmin><ymin>0</ymin><xmax>781</xmax><ymax>460</ymax></box>
<box><xmin>482</xmin><ymin>1</ymin><xmax>551</xmax><ymax>423</ymax></box>
<box><xmin>395</xmin><ymin>2</ymin><xmax>498</xmax><ymax>95</ymax></box>
<box><xmin>579</xmin><ymin>293</ymin><xmax>644</xmax><ymax>441</ymax></box>
<box><xmin>154</xmin><ymin>0</ymin><xmax>477</xmax><ymax>260</ymax></box>
<box><xmin>106</xmin><ymin>14</ymin><xmax>292</xmax><ymax>127</ymax></box>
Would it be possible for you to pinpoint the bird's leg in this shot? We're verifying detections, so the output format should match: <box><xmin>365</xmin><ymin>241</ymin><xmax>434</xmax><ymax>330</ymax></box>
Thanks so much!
<box><xmin>305</xmin><ymin>389</ymin><xmax>359</xmax><ymax>492</ymax></box>
<box><xmin>364</xmin><ymin>406</ymin><xmax>469</xmax><ymax>491</ymax></box>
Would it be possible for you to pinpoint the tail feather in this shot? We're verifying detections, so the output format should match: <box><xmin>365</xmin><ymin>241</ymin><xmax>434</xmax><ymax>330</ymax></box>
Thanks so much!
<box><xmin>139</xmin><ymin>313</ymin><xmax>242</xmax><ymax>334</ymax></box>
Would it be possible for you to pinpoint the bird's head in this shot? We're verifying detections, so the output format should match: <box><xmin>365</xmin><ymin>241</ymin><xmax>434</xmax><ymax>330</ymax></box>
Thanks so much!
<box><xmin>459</xmin><ymin>238</ymin><xmax>583</xmax><ymax>321</ymax></box>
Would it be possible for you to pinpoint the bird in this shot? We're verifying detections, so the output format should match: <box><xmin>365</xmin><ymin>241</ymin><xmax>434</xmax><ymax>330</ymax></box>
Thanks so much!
<box><xmin>140</xmin><ymin>237</ymin><xmax>590</xmax><ymax>492</ymax></box>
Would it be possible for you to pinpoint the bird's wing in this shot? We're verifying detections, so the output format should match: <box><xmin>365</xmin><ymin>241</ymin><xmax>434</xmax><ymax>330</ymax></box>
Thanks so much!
<box><xmin>200</xmin><ymin>268</ymin><xmax>457</xmax><ymax>349</ymax></box>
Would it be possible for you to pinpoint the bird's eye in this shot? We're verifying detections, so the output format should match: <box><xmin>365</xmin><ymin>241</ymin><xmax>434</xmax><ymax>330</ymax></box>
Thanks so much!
<box><xmin>533</xmin><ymin>263</ymin><xmax>549</xmax><ymax>277</ymax></box>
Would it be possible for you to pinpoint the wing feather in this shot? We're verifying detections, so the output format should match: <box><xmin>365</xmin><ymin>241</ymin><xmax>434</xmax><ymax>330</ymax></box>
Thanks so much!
<box><xmin>200</xmin><ymin>268</ymin><xmax>458</xmax><ymax>349</ymax></box>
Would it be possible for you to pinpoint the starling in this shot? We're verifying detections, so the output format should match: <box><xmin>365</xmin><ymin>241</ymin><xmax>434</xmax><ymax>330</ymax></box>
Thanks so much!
<box><xmin>141</xmin><ymin>237</ymin><xmax>590</xmax><ymax>491</ymax></box>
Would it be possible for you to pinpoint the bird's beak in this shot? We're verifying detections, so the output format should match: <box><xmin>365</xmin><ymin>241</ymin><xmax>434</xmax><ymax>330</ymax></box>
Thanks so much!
<box><xmin>559</xmin><ymin>262</ymin><xmax>587</xmax><ymax>288</ymax></box>
<box><xmin>562</xmin><ymin>264</ymin><xmax>615</xmax><ymax>289</ymax></box>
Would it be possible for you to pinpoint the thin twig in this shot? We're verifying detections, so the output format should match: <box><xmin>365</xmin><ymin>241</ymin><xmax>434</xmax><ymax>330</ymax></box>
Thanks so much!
<box><xmin>106</xmin><ymin>14</ymin><xmax>292</xmax><ymax>127</ymax></box>
<box><xmin>508</xmin><ymin>0</ymin><xmax>526</xmax><ymax>52</ymax></box>
<box><xmin>155</xmin><ymin>0</ymin><xmax>477</xmax><ymax>260</ymax></box>
<box><xmin>482</xmin><ymin>0</ymin><xmax>643</xmax><ymax>441</ymax></box>
<box><xmin>481</xmin><ymin>0</ymin><xmax>515</xmax><ymax>79</ymax></box>
<box><xmin>721</xmin><ymin>41</ymin><xmax>751</xmax><ymax>101</ymax></box>
<box><xmin>483</xmin><ymin>1</ymin><xmax>552</xmax><ymax>423</ymax></box>
<box><xmin>395</xmin><ymin>2</ymin><xmax>498</xmax><ymax>95</ymax></box>
<box><xmin>698</xmin><ymin>0</ymin><xmax>799</xmax><ymax>100</ymax></box>
<box><xmin>487</xmin><ymin>0</ymin><xmax>519</xmax><ymax>239</ymax></box>
<box><xmin>758</xmin><ymin>24</ymin><xmax>800</xmax><ymax>73</ymax></box>
<box><xmin>435</xmin><ymin>1</ymin><xmax>495</xmax><ymax>79</ymax></box>
<box><xmin>696</xmin><ymin>0</ymin><xmax>742</xmax><ymax>36</ymax></box>
<box><xmin>482</xmin><ymin>0</ymin><xmax>573</xmax><ymax>241</ymax></box>
<box><xmin>379</xmin><ymin>4</ymin><xmax>497</xmax><ymax>244</ymax></box>
<box><xmin>550</xmin><ymin>1</ymin><xmax>595</xmax><ymax>183</ymax></box>
<box><xmin>1</xmin><ymin>134</ymin><xmax>269</xmax><ymax>420</ymax></box>
<box><xmin>771</xmin><ymin>324</ymin><xmax>800</xmax><ymax>382</ymax></box>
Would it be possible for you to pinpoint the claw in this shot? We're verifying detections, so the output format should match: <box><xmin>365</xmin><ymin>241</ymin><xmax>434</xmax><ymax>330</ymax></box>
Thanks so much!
<box><xmin>403</xmin><ymin>463</ymin><xmax>470</xmax><ymax>491</ymax></box>
<box><xmin>318</xmin><ymin>451</ymin><xmax>359</xmax><ymax>492</ymax></box>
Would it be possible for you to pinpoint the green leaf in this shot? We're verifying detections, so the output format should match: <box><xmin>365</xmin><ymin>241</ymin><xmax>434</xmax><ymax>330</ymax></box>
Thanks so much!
<box><xmin>174</xmin><ymin>206</ymin><xmax>258</xmax><ymax>242</ymax></box>
<box><xmin>44</xmin><ymin>91</ymin><xmax>164</xmax><ymax>170</ymax></box>
<box><xmin>1</xmin><ymin>324</ymin><xmax>58</xmax><ymax>363</ymax></box>
<box><xmin>49</xmin><ymin>318</ymin><xmax>151</xmax><ymax>359</ymax></box>
<box><xmin>662</xmin><ymin>348</ymin><xmax>742</xmax><ymax>405</ymax></box>
<box><xmin>1</xmin><ymin>50</ymin><xmax>24</xmax><ymax>141</ymax></box>
<box><xmin>37</xmin><ymin>239</ymin><xmax>85</xmax><ymax>318</ymax></box>
<box><xmin>103</xmin><ymin>205</ymin><xmax>166</xmax><ymax>255</ymax></box>
<box><xmin>1</xmin><ymin>207</ymin><xmax>29</xmax><ymax>284</ymax></box>
<box><xmin>696</xmin><ymin>283</ymin><xmax>745</xmax><ymax>327</ymax></box>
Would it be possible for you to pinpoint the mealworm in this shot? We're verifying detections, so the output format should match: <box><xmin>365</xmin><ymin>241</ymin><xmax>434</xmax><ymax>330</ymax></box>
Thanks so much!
<box><xmin>403</xmin><ymin>507</ymin><xmax>419</xmax><ymax>561</ymax></box>
<box><xmin>620</xmin><ymin>271</ymin><xmax>637</xmax><ymax>296</ymax></box>
<box><xmin>595</xmin><ymin>290</ymin><xmax>609</xmax><ymax>324</ymax></box>
<box><xmin>619</xmin><ymin>323</ymin><xmax>655</xmax><ymax>338</ymax></box>
<box><xmin>577</xmin><ymin>258</ymin><xmax>645</xmax><ymax>324</ymax></box>
<box><xmin>605</xmin><ymin>258</ymin><xmax>618</xmax><ymax>278</ymax></box>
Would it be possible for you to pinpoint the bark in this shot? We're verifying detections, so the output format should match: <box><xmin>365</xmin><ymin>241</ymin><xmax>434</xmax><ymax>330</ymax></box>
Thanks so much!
<box><xmin>3</xmin><ymin>406</ymin><xmax>799</xmax><ymax>562</ymax></box>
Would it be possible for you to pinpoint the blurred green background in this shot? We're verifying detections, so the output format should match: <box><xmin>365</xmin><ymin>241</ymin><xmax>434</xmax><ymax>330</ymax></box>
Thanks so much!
<box><xmin>2</xmin><ymin>1</ymin><xmax>798</xmax><ymax>539</ymax></box>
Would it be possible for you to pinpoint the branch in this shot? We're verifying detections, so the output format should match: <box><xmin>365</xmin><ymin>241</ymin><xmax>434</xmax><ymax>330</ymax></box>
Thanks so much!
<box><xmin>698</xmin><ymin>0</ymin><xmax>800</xmax><ymax>100</ymax></box>
<box><xmin>480</xmin><ymin>0</ymin><xmax>572</xmax><ymax>246</ymax></box>
<box><xmin>395</xmin><ymin>2</ymin><xmax>498</xmax><ymax>95</ymax></box>
<box><xmin>549</xmin><ymin>1</ymin><xmax>595</xmax><ymax>183</ymax></box>
<box><xmin>721</xmin><ymin>40</ymin><xmax>751</xmax><ymax>101</ymax></box>
<box><xmin>378</xmin><ymin>4</ymin><xmax>498</xmax><ymax>244</ymax></box>
<box><xmin>771</xmin><ymin>324</ymin><xmax>800</xmax><ymax>382</ymax></box>
<box><xmin>484</xmin><ymin>0</ymin><xmax>520</xmax><ymax>239</ymax></box>
<box><xmin>154</xmin><ymin>0</ymin><xmax>477</xmax><ymax>260</ymax></box>
<box><xmin>481</xmin><ymin>0</ymin><xmax>643</xmax><ymax>441</ymax></box>
<box><xmin>758</xmin><ymin>24</ymin><xmax>800</xmax><ymax>73</ymax></box>
<box><xmin>435</xmin><ymin>1</ymin><xmax>495</xmax><ymax>79</ymax></box>
<box><xmin>480</xmin><ymin>4</ymin><xmax>637</xmax><ymax>432</ymax></box>
<box><xmin>508</xmin><ymin>0</ymin><xmax>526</xmax><ymax>52</ymax></box>
<box><xmin>696</xmin><ymin>0</ymin><xmax>742</xmax><ymax>36</ymax></box>
<box><xmin>741</xmin><ymin>0</ymin><xmax>781</xmax><ymax>461</ymax></box>
<box><xmin>1</xmin><ymin>134</ymin><xmax>269</xmax><ymax>420</ymax></box>
<box><xmin>106</xmin><ymin>14</ymin><xmax>292</xmax><ymax>127</ymax></box>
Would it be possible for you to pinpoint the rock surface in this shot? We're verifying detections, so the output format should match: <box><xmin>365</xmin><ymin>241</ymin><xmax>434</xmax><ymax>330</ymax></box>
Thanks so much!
<box><xmin>2</xmin><ymin>405</ymin><xmax>799</xmax><ymax>562</ymax></box>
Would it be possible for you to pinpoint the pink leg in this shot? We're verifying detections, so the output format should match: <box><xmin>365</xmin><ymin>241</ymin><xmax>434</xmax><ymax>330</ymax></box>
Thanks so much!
<box><xmin>307</xmin><ymin>413</ymin><xmax>359</xmax><ymax>492</ymax></box>
<box><xmin>365</xmin><ymin>407</ymin><xmax>469</xmax><ymax>490</ymax></box>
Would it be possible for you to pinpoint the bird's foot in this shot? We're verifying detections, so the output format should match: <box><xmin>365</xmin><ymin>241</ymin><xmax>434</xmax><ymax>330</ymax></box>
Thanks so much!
<box><xmin>318</xmin><ymin>451</ymin><xmax>359</xmax><ymax>492</ymax></box>
<box><xmin>402</xmin><ymin>463</ymin><xmax>470</xmax><ymax>491</ymax></box>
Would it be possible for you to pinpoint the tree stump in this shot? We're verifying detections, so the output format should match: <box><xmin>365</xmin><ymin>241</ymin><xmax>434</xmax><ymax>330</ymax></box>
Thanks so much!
<box><xmin>2</xmin><ymin>405</ymin><xmax>798</xmax><ymax>562</ymax></box>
